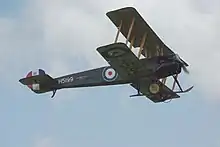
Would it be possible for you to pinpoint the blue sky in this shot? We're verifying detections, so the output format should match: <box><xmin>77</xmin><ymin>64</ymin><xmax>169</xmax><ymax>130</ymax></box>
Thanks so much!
<box><xmin>1</xmin><ymin>0</ymin><xmax>220</xmax><ymax>147</ymax></box>
<box><xmin>0</xmin><ymin>0</ymin><xmax>25</xmax><ymax>16</ymax></box>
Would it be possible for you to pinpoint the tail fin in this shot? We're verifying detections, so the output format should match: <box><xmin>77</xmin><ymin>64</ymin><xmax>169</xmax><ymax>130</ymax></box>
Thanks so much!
<box><xmin>19</xmin><ymin>69</ymin><xmax>57</xmax><ymax>94</ymax></box>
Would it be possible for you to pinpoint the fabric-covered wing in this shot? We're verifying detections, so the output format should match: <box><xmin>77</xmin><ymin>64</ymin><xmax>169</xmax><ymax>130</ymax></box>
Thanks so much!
<box><xmin>97</xmin><ymin>42</ymin><xmax>142</xmax><ymax>79</ymax></box>
<box><xmin>131</xmin><ymin>78</ymin><xmax>180</xmax><ymax>103</ymax></box>
<box><xmin>106</xmin><ymin>7</ymin><xmax>175</xmax><ymax>57</ymax></box>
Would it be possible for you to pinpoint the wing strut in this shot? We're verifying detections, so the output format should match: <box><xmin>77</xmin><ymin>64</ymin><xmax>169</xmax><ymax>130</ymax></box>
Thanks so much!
<box><xmin>114</xmin><ymin>20</ymin><xmax>122</xmax><ymax>43</ymax></box>
<box><xmin>129</xmin><ymin>36</ymin><xmax>135</xmax><ymax>50</ymax></box>
<box><xmin>138</xmin><ymin>33</ymin><xmax>147</xmax><ymax>58</ymax></box>
<box><xmin>126</xmin><ymin>17</ymin><xmax>135</xmax><ymax>45</ymax></box>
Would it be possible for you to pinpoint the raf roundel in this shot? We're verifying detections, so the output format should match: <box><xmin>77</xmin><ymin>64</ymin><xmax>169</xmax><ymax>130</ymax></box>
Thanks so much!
<box><xmin>102</xmin><ymin>67</ymin><xmax>118</xmax><ymax>82</ymax></box>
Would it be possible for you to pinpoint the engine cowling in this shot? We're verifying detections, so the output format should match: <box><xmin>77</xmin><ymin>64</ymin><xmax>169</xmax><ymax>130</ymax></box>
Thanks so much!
<box><xmin>155</xmin><ymin>62</ymin><xmax>181</xmax><ymax>78</ymax></box>
<box><xmin>25</xmin><ymin>69</ymin><xmax>46</xmax><ymax>91</ymax></box>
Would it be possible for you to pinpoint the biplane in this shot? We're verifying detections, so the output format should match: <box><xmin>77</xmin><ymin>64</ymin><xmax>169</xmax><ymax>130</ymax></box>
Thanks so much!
<box><xmin>19</xmin><ymin>7</ymin><xmax>193</xmax><ymax>103</ymax></box>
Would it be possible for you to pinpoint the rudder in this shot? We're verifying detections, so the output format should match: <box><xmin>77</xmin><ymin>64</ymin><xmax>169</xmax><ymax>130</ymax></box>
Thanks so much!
<box><xmin>19</xmin><ymin>69</ymin><xmax>57</xmax><ymax>94</ymax></box>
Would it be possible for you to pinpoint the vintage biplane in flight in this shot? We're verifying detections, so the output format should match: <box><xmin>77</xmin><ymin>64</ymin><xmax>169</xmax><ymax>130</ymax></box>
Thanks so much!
<box><xmin>19</xmin><ymin>7</ymin><xmax>193</xmax><ymax>103</ymax></box>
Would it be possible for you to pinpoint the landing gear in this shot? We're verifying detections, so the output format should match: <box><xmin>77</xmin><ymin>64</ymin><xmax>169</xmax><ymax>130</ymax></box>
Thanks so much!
<box><xmin>130</xmin><ymin>82</ymin><xmax>143</xmax><ymax>97</ymax></box>
<box><xmin>130</xmin><ymin>91</ymin><xmax>143</xmax><ymax>97</ymax></box>
<box><xmin>51</xmin><ymin>89</ymin><xmax>57</xmax><ymax>98</ymax></box>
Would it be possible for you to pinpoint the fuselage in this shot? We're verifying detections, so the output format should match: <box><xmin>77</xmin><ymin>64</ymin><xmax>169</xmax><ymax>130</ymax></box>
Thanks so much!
<box><xmin>54</xmin><ymin>55</ymin><xmax>181</xmax><ymax>90</ymax></box>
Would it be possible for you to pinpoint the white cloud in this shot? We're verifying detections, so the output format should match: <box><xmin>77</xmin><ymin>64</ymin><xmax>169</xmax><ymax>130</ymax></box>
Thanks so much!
<box><xmin>1</xmin><ymin>0</ymin><xmax>220</xmax><ymax>100</ymax></box>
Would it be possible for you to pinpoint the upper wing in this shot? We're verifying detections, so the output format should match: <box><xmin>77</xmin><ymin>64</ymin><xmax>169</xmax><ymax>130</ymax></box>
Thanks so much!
<box><xmin>106</xmin><ymin>7</ymin><xmax>175</xmax><ymax>57</ymax></box>
<box><xmin>131</xmin><ymin>78</ymin><xmax>180</xmax><ymax>103</ymax></box>
<box><xmin>97</xmin><ymin>42</ymin><xmax>143</xmax><ymax>79</ymax></box>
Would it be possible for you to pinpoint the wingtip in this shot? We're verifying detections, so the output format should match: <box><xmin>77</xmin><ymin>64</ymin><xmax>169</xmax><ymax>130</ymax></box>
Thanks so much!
<box><xmin>106</xmin><ymin>6</ymin><xmax>137</xmax><ymax>15</ymax></box>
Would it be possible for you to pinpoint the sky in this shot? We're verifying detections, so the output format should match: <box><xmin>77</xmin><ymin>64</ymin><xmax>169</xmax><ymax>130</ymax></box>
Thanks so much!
<box><xmin>0</xmin><ymin>0</ymin><xmax>220</xmax><ymax>147</ymax></box>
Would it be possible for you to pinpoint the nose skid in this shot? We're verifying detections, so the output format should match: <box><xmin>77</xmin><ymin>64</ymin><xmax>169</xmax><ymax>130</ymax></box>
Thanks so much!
<box><xmin>171</xmin><ymin>75</ymin><xmax>194</xmax><ymax>94</ymax></box>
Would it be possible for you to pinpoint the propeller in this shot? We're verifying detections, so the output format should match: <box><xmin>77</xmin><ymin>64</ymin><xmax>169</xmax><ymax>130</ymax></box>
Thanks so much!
<box><xmin>171</xmin><ymin>54</ymin><xmax>190</xmax><ymax>91</ymax></box>
<box><xmin>162</xmin><ymin>54</ymin><xmax>189</xmax><ymax>85</ymax></box>
<box><xmin>174</xmin><ymin>54</ymin><xmax>189</xmax><ymax>74</ymax></box>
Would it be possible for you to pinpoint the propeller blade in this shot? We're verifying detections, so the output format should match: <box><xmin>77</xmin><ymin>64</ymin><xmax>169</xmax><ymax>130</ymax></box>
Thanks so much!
<box><xmin>182</xmin><ymin>65</ymin><xmax>189</xmax><ymax>74</ymax></box>
<box><xmin>174</xmin><ymin>54</ymin><xmax>190</xmax><ymax>74</ymax></box>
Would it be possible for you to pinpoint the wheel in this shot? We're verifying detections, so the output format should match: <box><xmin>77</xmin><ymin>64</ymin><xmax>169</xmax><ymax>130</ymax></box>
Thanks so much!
<box><xmin>149</xmin><ymin>83</ymin><xmax>160</xmax><ymax>94</ymax></box>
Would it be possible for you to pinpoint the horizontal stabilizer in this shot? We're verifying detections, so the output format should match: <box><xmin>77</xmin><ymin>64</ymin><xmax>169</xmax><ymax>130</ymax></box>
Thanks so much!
<box><xmin>19</xmin><ymin>74</ymin><xmax>55</xmax><ymax>86</ymax></box>
<box><xmin>19</xmin><ymin>73</ymin><xmax>57</xmax><ymax>94</ymax></box>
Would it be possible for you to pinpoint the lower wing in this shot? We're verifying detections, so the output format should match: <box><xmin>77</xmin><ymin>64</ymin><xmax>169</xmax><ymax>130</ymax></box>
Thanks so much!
<box><xmin>130</xmin><ymin>78</ymin><xmax>180</xmax><ymax>103</ymax></box>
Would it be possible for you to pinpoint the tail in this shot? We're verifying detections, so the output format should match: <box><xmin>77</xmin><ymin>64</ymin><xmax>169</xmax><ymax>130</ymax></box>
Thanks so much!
<box><xmin>19</xmin><ymin>69</ymin><xmax>58</xmax><ymax>97</ymax></box>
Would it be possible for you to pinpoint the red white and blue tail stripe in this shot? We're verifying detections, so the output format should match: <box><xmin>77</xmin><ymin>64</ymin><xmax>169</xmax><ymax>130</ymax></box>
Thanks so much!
<box><xmin>25</xmin><ymin>69</ymin><xmax>46</xmax><ymax>90</ymax></box>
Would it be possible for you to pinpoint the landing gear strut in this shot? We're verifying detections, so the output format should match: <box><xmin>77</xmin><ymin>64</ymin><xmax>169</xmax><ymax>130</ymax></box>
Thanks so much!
<box><xmin>51</xmin><ymin>89</ymin><xmax>57</xmax><ymax>98</ymax></box>
<box><xmin>130</xmin><ymin>82</ymin><xmax>143</xmax><ymax>97</ymax></box>
<box><xmin>172</xmin><ymin>75</ymin><xmax>194</xmax><ymax>93</ymax></box>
